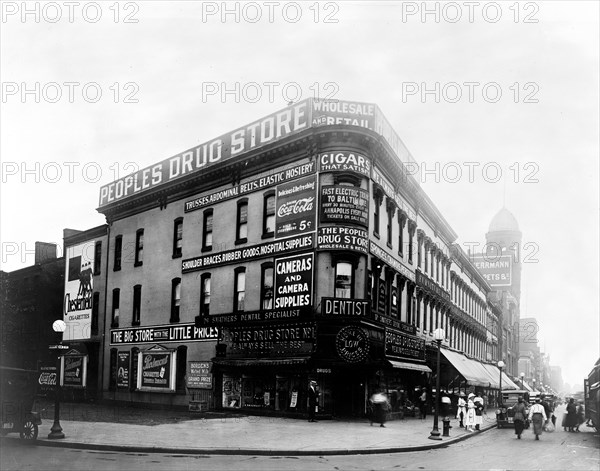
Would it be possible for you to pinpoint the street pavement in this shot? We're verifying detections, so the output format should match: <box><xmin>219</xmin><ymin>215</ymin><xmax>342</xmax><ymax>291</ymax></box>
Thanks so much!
<box><xmin>1</xmin><ymin>402</ymin><xmax>499</xmax><ymax>455</ymax></box>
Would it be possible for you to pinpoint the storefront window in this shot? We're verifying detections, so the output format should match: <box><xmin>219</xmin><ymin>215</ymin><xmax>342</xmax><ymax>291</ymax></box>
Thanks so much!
<box><xmin>242</xmin><ymin>376</ymin><xmax>275</xmax><ymax>409</ymax></box>
<box><xmin>222</xmin><ymin>374</ymin><xmax>242</xmax><ymax>408</ymax></box>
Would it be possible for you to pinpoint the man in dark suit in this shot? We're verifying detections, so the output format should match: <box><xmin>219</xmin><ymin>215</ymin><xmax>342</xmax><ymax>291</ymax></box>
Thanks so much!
<box><xmin>308</xmin><ymin>380</ymin><xmax>319</xmax><ymax>422</ymax></box>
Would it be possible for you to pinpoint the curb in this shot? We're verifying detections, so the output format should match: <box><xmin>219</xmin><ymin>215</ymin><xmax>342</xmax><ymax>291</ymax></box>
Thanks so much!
<box><xmin>1</xmin><ymin>424</ymin><xmax>497</xmax><ymax>456</ymax></box>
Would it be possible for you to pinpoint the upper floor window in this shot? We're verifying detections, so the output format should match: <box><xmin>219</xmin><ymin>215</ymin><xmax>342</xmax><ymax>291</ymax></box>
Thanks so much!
<box><xmin>398</xmin><ymin>214</ymin><xmax>406</xmax><ymax>257</ymax></box>
<box><xmin>202</xmin><ymin>209</ymin><xmax>213</xmax><ymax>251</ymax></box>
<box><xmin>171</xmin><ymin>278</ymin><xmax>181</xmax><ymax>322</ymax></box>
<box><xmin>114</xmin><ymin>235</ymin><xmax>122</xmax><ymax>271</ymax></box>
<box><xmin>386</xmin><ymin>204</ymin><xmax>394</xmax><ymax>248</ymax></box>
<box><xmin>111</xmin><ymin>288</ymin><xmax>120</xmax><ymax>327</ymax></box>
<box><xmin>233</xmin><ymin>267</ymin><xmax>246</xmax><ymax>312</ymax></box>
<box><xmin>200</xmin><ymin>273</ymin><xmax>211</xmax><ymax>316</ymax></box>
<box><xmin>93</xmin><ymin>241</ymin><xmax>102</xmax><ymax>275</ymax></box>
<box><xmin>134</xmin><ymin>230</ymin><xmax>144</xmax><ymax>267</ymax></box>
<box><xmin>132</xmin><ymin>284</ymin><xmax>141</xmax><ymax>325</ymax></box>
<box><xmin>373</xmin><ymin>195</ymin><xmax>381</xmax><ymax>237</ymax></box>
<box><xmin>261</xmin><ymin>263</ymin><xmax>274</xmax><ymax>309</ymax></box>
<box><xmin>236</xmin><ymin>199</ymin><xmax>248</xmax><ymax>244</ymax></box>
<box><xmin>173</xmin><ymin>218</ymin><xmax>183</xmax><ymax>258</ymax></box>
<box><xmin>262</xmin><ymin>192</ymin><xmax>276</xmax><ymax>238</ymax></box>
<box><xmin>91</xmin><ymin>291</ymin><xmax>100</xmax><ymax>335</ymax></box>
<box><xmin>335</xmin><ymin>261</ymin><xmax>354</xmax><ymax>299</ymax></box>
<box><xmin>408</xmin><ymin>222</ymin><xmax>415</xmax><ymax>264</ymax></box>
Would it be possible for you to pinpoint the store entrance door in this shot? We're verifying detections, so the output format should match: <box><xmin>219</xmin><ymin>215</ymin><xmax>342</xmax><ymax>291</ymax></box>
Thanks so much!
<box><xmin>332</xmin><ymin>373</ymin><xmax>366</xmax><ymax>418</ymax></box>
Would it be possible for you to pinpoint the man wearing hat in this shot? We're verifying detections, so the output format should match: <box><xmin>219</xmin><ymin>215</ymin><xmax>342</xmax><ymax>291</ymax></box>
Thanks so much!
<box><xmin>308</xmin><ymin>380</ymin><xmax>319</xmax><ymax>422</ymax></box>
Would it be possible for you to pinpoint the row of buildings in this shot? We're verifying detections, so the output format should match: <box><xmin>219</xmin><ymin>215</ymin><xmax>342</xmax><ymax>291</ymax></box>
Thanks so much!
<box><xmin>0</xmin><ymin>98</ymin><xmax>558</xmax><ymax>416</ymax></box>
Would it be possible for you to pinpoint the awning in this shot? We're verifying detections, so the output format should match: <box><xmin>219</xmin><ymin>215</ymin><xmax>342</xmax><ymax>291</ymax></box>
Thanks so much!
<box><xmin>440</xmin><ymin>349</ymin><xmax>492</xmax><ymax>388</ymax></box>
<box><xmin>475</xmin><ymin>363</ymin><xmax>500</xmax><ymax>389</ymax></box>
<box><xmin>501</xmin><ymin>372</ymin><xmax>520</xmax><ymax>390</ymax></box>
<box><xmin>387</xmin><ymin>360</ymin><xmax>432</xmax><ymax>373</ymax></box>
<box><xmin>212</xmin><ymin>357</ymin><xmax>310</xmax><ymax>367</ymax></box>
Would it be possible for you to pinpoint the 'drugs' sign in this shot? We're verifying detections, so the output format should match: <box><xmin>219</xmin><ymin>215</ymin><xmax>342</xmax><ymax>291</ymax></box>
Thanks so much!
<box><xmin>274</xmin><ymin>253</ymin><xmax>313</xmax><ymax>310</ymax></box>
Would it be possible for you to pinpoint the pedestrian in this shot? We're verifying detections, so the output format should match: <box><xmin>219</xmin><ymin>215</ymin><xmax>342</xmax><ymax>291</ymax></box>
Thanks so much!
<box><xmin>474</xmin><ymin>392</ymin><xmax>484</xmax><ymax>431</ymax></box>
<box><xmin>418</xmin><ymin>389</ymin><xmax>427</xmax><ymax>420</ymax></box>
<box><xmin>370</xmin><ymin>391</ymin><xmax>390</xmax><ymax>427</ymax></box>
<box><xmin>307</xmin><ymin>380</ymin><xmax>319</xmax><ymax>423</ymax></box>
<box><xmin>465</xmin><ymin>393</ymin><xmax>477</xmax><ymax>432</ymax></box>
<box><xmin>513</xmin><ymin>396</ymin><xmax>527</xmax><ymax>439</ymax></box>
<box><xmin>441</xmin><ymin>392</ymin><xmax>452</xmax><ymax>421</ymax></box>
<box><xmin>565</xmin><ymin>397</ymin><xmax>578</xmax><ymax>432</ymax></box>
<box><xmin>528</xmin><ymin>397</ymin><xmax>547</xmax><ymax>440</ymax></box>
<box><xmin>456</xmin><ymin>392</ymin><xmax>466</xmax><ymax>427</ymax></box>
<box><xmin>575</xmin><ymin>401</ymin><xmax>585</xmax><ymax>432</ymax></box>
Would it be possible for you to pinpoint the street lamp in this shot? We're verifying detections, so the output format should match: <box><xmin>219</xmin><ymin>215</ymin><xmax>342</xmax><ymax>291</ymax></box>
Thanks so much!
<box><xmin>428</xmin><ymin>328</ymin><xmax>445</xmax><ymax>441</ymax></box>
<box><xmin>532</xmin><ymin>378</ymin><xmax>537</xmax><ymax>392</ymax></box>
<box><xmin>48</xmin><ymin>319</ymin><xmax>66</xmax><ymax>440</ymax></box>
<box><xmin>520</xmin><ymin>372</ymin><xmax>525</xmax><ymax>390</ymax></box>
<box><xmin>497</xmin><ymin>360</ymin><xmax>505</xmax><ymax>407</ymax></box>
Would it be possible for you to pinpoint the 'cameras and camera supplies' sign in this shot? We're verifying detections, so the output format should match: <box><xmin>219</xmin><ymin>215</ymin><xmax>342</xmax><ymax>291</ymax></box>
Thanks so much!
<box><xmin>274</xmin><ymin>253</ymin><xmax>313</xmax><ymax>310</ymax></box>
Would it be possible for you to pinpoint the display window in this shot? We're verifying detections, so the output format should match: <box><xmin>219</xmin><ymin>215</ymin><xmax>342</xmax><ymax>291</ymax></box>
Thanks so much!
<box><xmin>222</xmin><ymin>374</ymin><xmax>242</xmax><ymax>408</ymax></box>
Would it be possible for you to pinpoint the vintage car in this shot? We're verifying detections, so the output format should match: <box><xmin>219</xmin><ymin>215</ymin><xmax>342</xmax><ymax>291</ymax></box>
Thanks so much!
<box><xmin>0</xmin><ymin>366</ymin><xmax>42</xmax><ymax>440</ymax></box>
<box><xmin>496</xmin><ymin>390</ymin><xmax>529</xmax><ymax>428</ymax></box>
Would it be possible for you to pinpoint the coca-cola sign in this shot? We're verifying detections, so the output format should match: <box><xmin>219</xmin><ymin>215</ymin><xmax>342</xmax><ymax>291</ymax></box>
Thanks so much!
<box><xmin>37</xmin><ymin>363</ymin><xmax>57</xmax><ymax>394</ymax></box>
<box><xmin>38</xmin><ymin>372</ymin><xmax>57</xmax><ymax>386</ymax></box>
<box><xmin>275</xmin><ymin>175</ymin><xmax>317</xmax><ymax>239</ymax></box>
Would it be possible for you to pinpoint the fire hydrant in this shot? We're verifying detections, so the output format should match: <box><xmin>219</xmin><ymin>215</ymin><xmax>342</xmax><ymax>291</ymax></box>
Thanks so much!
<box><xmin>442</xmin><ymin>416</ymin><xmax>451</xmax><ymax>437</ymax></box>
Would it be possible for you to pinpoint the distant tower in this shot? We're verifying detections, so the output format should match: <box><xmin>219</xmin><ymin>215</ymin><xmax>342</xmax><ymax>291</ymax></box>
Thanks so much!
<box><xmin>485</xmin><ymin>207</ymin><xmax>522</xmax><ymax>302</ymax></box>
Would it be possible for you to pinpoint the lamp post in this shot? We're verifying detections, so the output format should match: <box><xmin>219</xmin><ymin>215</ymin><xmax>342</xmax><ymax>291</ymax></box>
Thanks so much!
<box><xmin>497</xmin><ymin>360</ymin><xmax>505</xmax><ymax>408</ymax></box>
<box><xmin>428</xmin><ymin>328</ymin><xmax>445</xmax><ymax>441</ymax></box>
<box><xmin>520</xmin><ymin>373</ymin><xmax>525</xmax><ymax>390</ymax></box>
<box><xmin>48</xmin><ymin>319</ymin><xmax>66</xmax><ymax>440</ymax></box>
<box><xmin>532</xmin><ymin>378</ymin><xmax>536</xmax><ymax>392</ymax></box>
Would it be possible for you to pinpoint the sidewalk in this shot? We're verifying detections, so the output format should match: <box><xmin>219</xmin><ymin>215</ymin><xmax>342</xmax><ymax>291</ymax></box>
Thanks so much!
<box><xmin>3</xmin><ymin>404</ymin><xmax>497</xmax><ymax>455</ymax></box>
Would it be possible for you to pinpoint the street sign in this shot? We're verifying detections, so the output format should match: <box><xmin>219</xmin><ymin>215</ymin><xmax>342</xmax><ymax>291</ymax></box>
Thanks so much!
<box><xmin>49</xmin><ymin>344</ymin><xmax>69</xmax><ymax>350</ymax></box>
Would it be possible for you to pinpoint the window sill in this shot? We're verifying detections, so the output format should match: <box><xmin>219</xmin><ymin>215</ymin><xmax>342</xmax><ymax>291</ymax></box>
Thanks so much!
<box><xmin>201</xmin><ymin>246</ymin><xmax>213</xmax><ymax>253</ymax></box>
<box><xmin>261</xmin><ymin>232</ymin><xmax>274</xmax><ymax>240</ymax></box>
<box><xmin>113</xmin><ymin>267</ymin><xmax>121</xmax><ymax>272</ymax></box>
<box><xmin>134</xmin><ymin>261</ymin><xmax>143</xmax><ymax>267</ymax></box>
<box><xmin>111</xmin><ymin>322</ymin><xmax>119</xmax><ymax>328</ymax></box>
<box><xmin>132</xmin><ymin>321</ymin><xmax>140</xmax><ymax>326</ymax></box>
<box><xmin>172</xmin><ymin>253</ymin><xmax>182</xmax><ymax>259</ymax></box>
<box><xmin>235</xmin><ymin>238</ymin><xmax>247</xmax><ymax>245</ymax></box>
<box><xmin>387</xmin><ymin>242</ymin><xmax>393</xmax><ymax>249</ymax></box>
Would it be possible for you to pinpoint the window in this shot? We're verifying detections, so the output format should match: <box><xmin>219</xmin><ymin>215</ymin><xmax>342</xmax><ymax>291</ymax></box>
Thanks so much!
<box><xmin>171</xmin><ymin>278</ymin><xmax>181</xmax><ymax>322</ymax></box>
<box><xmin>262</xmin><ymin>192</ymin><xmax>275</xmax><ymax>238</ymax></box>
<box><xmin>200</xmin><ymin>273</ymin><xmax>211</xmax><ymax>316</ymax></box>
<box><xmin>202</xmin><ymin>209</ymin><xmax>213</xmax><ymax>251</ymax></box>
<box><xmin>173</xmin><ymin>218</ymin><xmax>183</xmax><ymax>258</ymax></box>
<box><xmin>93</xmin><ymin>241</ymin><xmax>102</xmax><ymax>275</ymax></box>
<box><xmin>398</xmin><ymin>214</ymin><xmax>406</xmax><ymax>257</ymax></box>
<box><xmin>386</xmin><ymin>205</ymin><xmax>393</xmax><ymax>248</ymax></box>
<box><xmin>91</xmin><ymin>292</ymin><xmax>100</xmax><ymax>335</ymax></box>
<box><xmin>132</xmin><ymin>284</ymin><xmax>141</xmax><ymax>325</ymax></box>
<box><xmin>114</xmin><ymin>235</ymin><xmax>122</xmax><ymax>271</ymax></box>
<box><xmin>134</xmin><ymin>229</ymin><xmax>144</xmax><ymax>266</ymax></box>
<box><xmin>261</xmin><ymin>263</ymin><xmax>274</xmax><ymax>309</ymax></box>
<box><xmin>335</xmin><ymin>261</ymin><xmax>353</xmax><ymax>298</ymax></box>
<box><xmin>373</xmin><ymin>195</ymin><xmax>381</xmax><ymax>237</ymax></box>
<box><xmin>408</xmin><ymin>223</ymin><xmax>414</xmax><ymax>264</ymax></box>
<box><xmin>109</xmin><ymin>348</ymin><xmax>118</xmax><ymax>391</ymax></box>
<box><xmin>236</xmin><ymin>199</ymin><xmax>248</xmax><ymax>244</ymax></box>
<box><xmin>111</xmin><ymin>288</ymin><xmax>120</xmax><ymax>327</ymax></box>
<box><xmin>233</xmin><ymin>267</ymin><xmax>246</xmax><ymax>312</ymax></box>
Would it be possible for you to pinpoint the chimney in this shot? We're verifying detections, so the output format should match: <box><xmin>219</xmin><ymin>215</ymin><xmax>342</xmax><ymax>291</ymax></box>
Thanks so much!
<box><xmin>35</xmin><ymin>242</ymin><xmax>57</xmax><ymax>264</ymax></box>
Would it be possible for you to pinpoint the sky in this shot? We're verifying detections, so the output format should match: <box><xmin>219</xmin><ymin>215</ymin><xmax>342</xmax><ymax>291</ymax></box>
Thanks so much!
<box><xmin>1</xmin><ymin>1</ymin><xmax>598</xmax><ymax>390</ymax></box>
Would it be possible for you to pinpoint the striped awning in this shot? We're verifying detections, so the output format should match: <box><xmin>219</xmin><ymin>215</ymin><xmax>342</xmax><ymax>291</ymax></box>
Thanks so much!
<box><xmin>387</xmin><ymin>360</ymin><xmax>432</xmax><ymax>373</ymax></box>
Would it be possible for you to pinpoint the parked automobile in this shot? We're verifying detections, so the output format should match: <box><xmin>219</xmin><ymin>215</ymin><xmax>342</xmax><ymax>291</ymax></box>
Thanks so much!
<box><xmin>0</xmin><ymin>366</ymin><xmax>42</xmax><ymax>440</ymax></box>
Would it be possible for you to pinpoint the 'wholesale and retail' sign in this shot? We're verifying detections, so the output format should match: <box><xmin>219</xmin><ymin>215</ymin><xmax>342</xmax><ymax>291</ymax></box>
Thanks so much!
<box><xmin>98</xmin><ymin>99</ymin><xmax>415</xmax><ymax>208</ymax></box>
<box><xmin>317</xmin><ymin>226</ymin><xmax>369</xmax><ymax>254</ymax></box>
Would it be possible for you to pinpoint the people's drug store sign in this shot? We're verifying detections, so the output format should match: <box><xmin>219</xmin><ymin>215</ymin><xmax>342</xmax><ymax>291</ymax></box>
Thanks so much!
<box><xmin>138</xmin><ymin>346</ymin><xmax>176</xmax><ymax>392</ymax></box>
<box><xmin>274</xmin><ymin>253</ymin><xmax>313</xmax><ymax>310</ymax></box>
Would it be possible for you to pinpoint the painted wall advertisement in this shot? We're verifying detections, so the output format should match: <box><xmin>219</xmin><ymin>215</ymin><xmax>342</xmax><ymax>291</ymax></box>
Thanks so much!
<box><xmin>37</xmin><ymin>362</ymin><xmax>57</xmax><ymax>394</ymax></box>
<box><xmin>320</xmin><ymin>185</ymin><xmax>369</xmax><ymax>227</ymax></box>
<box><xmin>274</xmin><ymin>253</ymin><xmax>313</xmax><ymax>311</ymax></box>
<box><xmin>187</xmin><ymin>361</ymin><xmax>212</xmax><ymax>389</ymax></box>
<box><xmin>139</xmin><ymin>348</ymin><xmax>174</xmax><ymax>391</ymax></box>
<box><xmin>275</xmin><ymin>175</ymin><xmax>317</xmax><ymax>238</ymax></box>
<box><xmin>63</xmin><ymin>241</ymin><xmax>95</xmax><ymax>340</ymax></box>
<box><xmin>471</xmin><ymin>254</ymin><xmax>512</xmax><ymax>288</ymax></box>
<box><xmin>62</xmin><ymin>354</ymin><xmax>87</xmax><ymax>388</ymax></box>
<box><xmin>117</xmin><ymin>352</ymin><xmax>130</xmax><ymax>388</ymax></box>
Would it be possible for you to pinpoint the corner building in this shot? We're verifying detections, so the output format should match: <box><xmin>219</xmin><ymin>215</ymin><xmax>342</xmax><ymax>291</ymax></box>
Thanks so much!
<box><xmin>98</xmin><ymin>99</ymin><xmax>503</xmax><ymax>417</ymax></box>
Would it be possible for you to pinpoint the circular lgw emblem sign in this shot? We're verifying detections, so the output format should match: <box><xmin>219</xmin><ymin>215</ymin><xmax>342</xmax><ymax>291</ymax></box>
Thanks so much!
<box><xmin>336</xmin><ymin>326</ymin><xmax>369</xmax><ymax>363</ymax></box>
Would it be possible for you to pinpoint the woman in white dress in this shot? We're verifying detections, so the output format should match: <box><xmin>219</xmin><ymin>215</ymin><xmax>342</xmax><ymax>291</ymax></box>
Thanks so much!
<box><xmin>464</xmin><ymin>393</ymin><xmax>477</xmax><ymax>432</ymax></box>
